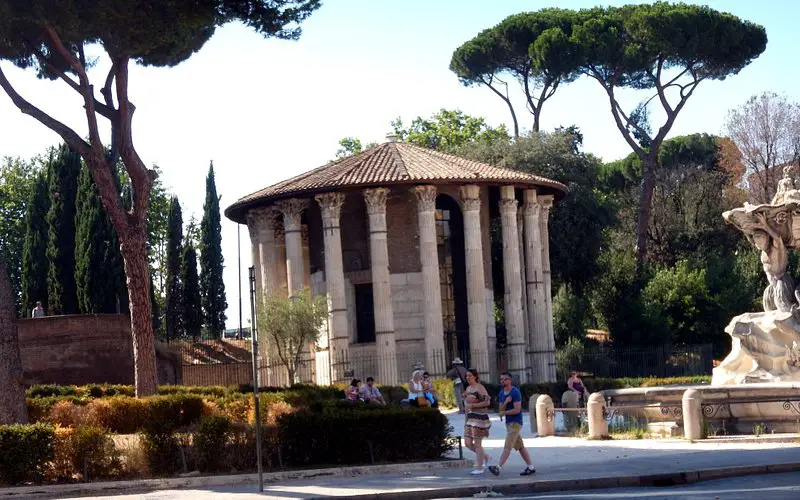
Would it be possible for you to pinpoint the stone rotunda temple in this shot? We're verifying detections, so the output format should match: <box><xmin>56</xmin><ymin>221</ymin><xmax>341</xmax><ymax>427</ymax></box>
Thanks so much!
<box><xmin>225</xmin><ymin>136</ymin><xmax>567</xmax><ymax>386</ymax></box>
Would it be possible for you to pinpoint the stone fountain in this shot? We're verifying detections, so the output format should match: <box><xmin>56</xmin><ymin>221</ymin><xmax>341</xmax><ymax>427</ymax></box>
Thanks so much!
<box><xmin>715</xmin><ymin>165</ymin><xmax>800</xmax><ymax>385</ymax></box>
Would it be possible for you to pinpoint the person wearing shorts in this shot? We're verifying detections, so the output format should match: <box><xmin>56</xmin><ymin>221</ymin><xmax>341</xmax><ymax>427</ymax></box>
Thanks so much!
<box><xmin>488</xmin><ymin>372</ymin><xmax>535</xmax><ymax>476</ymax></box>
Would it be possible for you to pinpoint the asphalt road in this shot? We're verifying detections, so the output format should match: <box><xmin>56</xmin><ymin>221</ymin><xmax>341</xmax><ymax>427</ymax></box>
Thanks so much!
<box><xmin>501</xmin><ymin>471</ymin><xmax>800</xmax><ymax>500</ymax></box>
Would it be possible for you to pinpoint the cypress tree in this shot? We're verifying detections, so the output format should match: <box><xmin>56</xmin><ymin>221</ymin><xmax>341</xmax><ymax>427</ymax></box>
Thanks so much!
<box><xmin>200</xmin><ymin>162</ymin><xmax>227</xmax><ymax>338</ymax></box>
<box><xmin>45</xmin><ymin>144</ymin><xmax>81</xmax><ymax>315</ymax></box>
<box><xmin>149</xmin><ymin>272</ymin><xmax>162</xmax><ymax>338</ymax></box>
<box><xmin>74</xmin><ymin>165</ymin><xmax>125</xmax><ymax>313</ymax></box>
<box><xmin>164</xmin><ymin>197</ymin><xmax>184</xmax><ymax>339</ymax></box>
<box><xmin>21</xmin><ymin>171</ymin><xmax>50</xmax><ymax>315</ymax></box>
<box><xmin>182</xmin><ymin>242</ymin><xmax>201</xmax><ymax>341</ymax></box>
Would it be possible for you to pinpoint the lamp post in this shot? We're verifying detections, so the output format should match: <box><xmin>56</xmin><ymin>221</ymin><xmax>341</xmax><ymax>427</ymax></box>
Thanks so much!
<box><xmin>248</xmin><ymin>266</ymin><xmax>263</xmax><ymax>491</ymax></box>
<box><xmin>238</xmin><ymin>224</ymin><xmax>243</xmax><ymax>339</ymax></box>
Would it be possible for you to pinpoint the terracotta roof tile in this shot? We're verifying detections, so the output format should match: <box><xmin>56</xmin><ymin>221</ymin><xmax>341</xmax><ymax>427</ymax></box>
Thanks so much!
<box><xmin>225</xmin><ymin>141</ymin><xmax>567</xmax><ymax>222</ymax></box>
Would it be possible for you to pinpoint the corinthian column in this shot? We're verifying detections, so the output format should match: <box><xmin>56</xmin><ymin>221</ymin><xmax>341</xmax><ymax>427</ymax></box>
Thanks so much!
<box><xmin>315</xmin><ymin>192</ymin><xmax>349</xmax><ymax>382</ymax></box>
<box><xmin>364</xmin><ymin>188</ymin><xmax>398</xmax><ymax>384</ymax></box>
<box><xmin>538</xmin><ymin>194</ymin><xmax>556</xmax><ymax>382</ymax></box>
<box><xmin>523</xmin><ymin>190</ymin><xmax>551</xmax><ymax>382</ymax></box>
<box><xmin>411</xmin><ymin>185</ymin><xmax>445</xmax><ymax>373</ymax></box>
<box><xmin>517</xmin><ymin>206</ymin><xmax>529</xmax><ymax>348</ymax></box>
<box><xmin>276</xmin><ymin>198</ymin><xmax>309</xmax><ymax>296</ymax></box>
<box><xmin>246</xmin><ymin>207</ymin><xmax>281</xmax><ymax>297</ymax></box>
<box><xmin>460</xmin><ymin>185</ymin><xmax>490</xmax><ymax>378</ymax></box>
<box><xmin>499</xmin><ymin>187</ymin><xmax>527</xmax><ymax>383</ymax></box>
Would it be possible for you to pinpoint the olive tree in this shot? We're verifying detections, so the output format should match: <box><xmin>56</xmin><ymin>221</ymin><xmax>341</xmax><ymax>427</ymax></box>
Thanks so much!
<box><xmin>0</xmin><ymin>0</ymin><xmax>320</xmax><ymax>396</ymax></box>
<box><xmin>258</xmin><ymin>289</ymin><xmax>327</xmax><ymax>385</ymax></box>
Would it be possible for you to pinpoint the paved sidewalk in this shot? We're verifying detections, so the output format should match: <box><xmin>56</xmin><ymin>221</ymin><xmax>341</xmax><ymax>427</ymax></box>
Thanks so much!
<box><xmin>22</xmin><ymin>413</ymin><xmax>800</xmax><ymax>499</ymax></box>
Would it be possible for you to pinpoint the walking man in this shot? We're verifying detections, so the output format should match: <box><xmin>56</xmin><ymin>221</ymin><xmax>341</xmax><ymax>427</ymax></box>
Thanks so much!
<box><xmin>488</xmin><ymin>372</ymin><xmax>536</xmax><ymax>476</ymax></box>
<box><xmin>445</xmin><ymin>358</ymin><xmax>468</xmax><ymax>413</ymax></box>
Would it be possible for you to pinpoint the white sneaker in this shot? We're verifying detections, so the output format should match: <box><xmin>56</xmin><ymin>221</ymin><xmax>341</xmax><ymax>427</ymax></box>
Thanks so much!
<box><xmin>470</xmin><ymin>468</ymin><xmax>485</xmax><ymax>475</ymax></box>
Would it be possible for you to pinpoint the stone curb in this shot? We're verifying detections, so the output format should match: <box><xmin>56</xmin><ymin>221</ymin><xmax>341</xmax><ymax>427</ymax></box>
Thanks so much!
<box><xmin>0</xmin><ymin>459</ymin><xmax>471</xmax><ymax>499</ymax></box>
<box><xmin>305</xmin><ymin>461</ymin><xmax>800</xmax><ymax>500</ymax></box>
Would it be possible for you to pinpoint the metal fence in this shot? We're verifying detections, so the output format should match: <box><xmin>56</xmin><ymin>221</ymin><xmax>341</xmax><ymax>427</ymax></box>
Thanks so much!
<box><xmin>556</xmin><ymin>343</ymin><xmax>714</xmax><ymax>380</ymax></box>
<box><xmin>159</xmin><ymin>339</ymin><xmax>713</xmax><ymax>387</ymax></box>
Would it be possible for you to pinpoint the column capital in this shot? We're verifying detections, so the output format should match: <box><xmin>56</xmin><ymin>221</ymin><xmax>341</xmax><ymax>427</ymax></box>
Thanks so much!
<box><xmin>315</xmin><ymin>192</ymin><xmax>345</xmax><ymax>222</ymax></box>
<box><xmin>539</xmin><ymin>194</ymin><xmax>555</xmax><ymax>213</ymax></box>
<box><xmin>499</xmin><ymin>198</ymin><xmax>518</xmax><ymax>214</ymax></box>
<box><xmin>363</xmin><ymin>187</ymin><xmax>390</xmax><ymax>215</ymax></box>
<box><xmin>411</xmin><ymin>185</ymin><xmax>437</xmax><ymax>212</ymax></box>
<box><xmin>523</xmin><ymin>199</ymin><xmax>540</xmax><ymax>218</ymax></box>
<box><xmin>276</xmin><ymin>198</ymin><xmax>309</xmax><ymax>230</ymax></box>
<box><xmin>248</xmin><ymin>206</ymin><xmax>279</xmax><ymax>229</ymax></box>
<box><xmin>459</xmin><ymin>184</ymin><xmax>481</xmax><ymax>212</ymax></box>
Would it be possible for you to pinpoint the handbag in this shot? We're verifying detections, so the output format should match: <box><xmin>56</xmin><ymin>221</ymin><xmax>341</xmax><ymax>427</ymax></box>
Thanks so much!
<box><xmin>416</xmin><ymin>395</ymin><xmax>431</xmax><ymax>407</ymax></box>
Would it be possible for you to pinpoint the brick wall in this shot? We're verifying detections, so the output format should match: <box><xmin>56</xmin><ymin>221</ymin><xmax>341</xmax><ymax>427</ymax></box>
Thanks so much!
<box><xmin>18</xmin><ymin>314</ymin><xmax>180</xmax><ymax>386</ymax></box>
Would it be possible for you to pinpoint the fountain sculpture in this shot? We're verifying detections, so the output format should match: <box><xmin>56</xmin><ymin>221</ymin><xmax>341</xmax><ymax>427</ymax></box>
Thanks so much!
<box><xmin>715</xmin><ymin>165</ymin><xmax>800</xmax><ymax>384</ymax></box>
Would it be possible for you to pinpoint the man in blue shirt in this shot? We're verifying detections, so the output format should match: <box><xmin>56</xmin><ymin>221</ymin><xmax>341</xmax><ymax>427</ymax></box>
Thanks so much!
<box><xmin>488</xmin><ymin>372</ymin><xmax>535</xmax><ymax>476</ymax></box>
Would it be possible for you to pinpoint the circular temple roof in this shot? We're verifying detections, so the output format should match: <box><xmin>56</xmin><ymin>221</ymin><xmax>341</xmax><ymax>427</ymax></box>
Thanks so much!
<box><xmin>225</xmin><ymin>140</ymin><xmax>568</xmax><ymax>223</ymax></box>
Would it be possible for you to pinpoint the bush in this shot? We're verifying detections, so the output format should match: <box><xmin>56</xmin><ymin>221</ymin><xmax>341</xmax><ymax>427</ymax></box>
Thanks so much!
<box><xmin>158</xmin><ymin>385</ymin><xmax>229</xmax><ymax>398</ymax></box>
<box><xmin>194</xmin><ymin>416</ymin><xmax>232</xmax><ymax>472</ymax></box>
<box><xmin>47</xmin><ymin>400</ymin><xmax>88</xmax><ymax>428</ymax></box>
<box><xmin>85</xmin><ymin>397</ymin><xmax>150</xmax><ymax>434</ymax></box>
<box><xmin>0</xmin><ymin>423</ymin><xmax>55</xmax><ymax>485</ymax></box>
<box><xmin>52</xmin><ymin>425</ymin><xmax>122</xmax><ymax>480</ymax></box>
<box><xmin>278</xmin><ymin>406</ymin><xmax>452</xmax><ymax>466</ymax></box>
<box><xmin>140</xmin><ymin>429</ymin><xmax>182</xmax><ymax>476</ymax></box>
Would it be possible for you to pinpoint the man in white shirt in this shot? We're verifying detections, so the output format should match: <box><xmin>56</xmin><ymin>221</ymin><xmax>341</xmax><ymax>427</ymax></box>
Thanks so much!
<box><xmin>31</xmin><ymin>301</ymin><xmax>45</xmax><ymax>318</ymax></box>
<box><xmin>359</xmin><ymin>377</ymin><xmax>386</xmax><ymax>404</ymax></box>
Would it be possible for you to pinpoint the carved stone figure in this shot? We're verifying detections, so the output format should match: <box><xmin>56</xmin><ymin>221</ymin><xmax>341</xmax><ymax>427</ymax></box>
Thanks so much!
<box><xmin>751</xmin><ymin>212</ymin><xmax>793</xmax><ymax>313</ymax></box>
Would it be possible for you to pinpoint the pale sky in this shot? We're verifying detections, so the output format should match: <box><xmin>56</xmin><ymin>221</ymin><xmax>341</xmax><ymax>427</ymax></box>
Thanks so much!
<box><xmin>1</xmin><ymin>0</ymin><xmax>797</xmax><ymax>329</ymax></box>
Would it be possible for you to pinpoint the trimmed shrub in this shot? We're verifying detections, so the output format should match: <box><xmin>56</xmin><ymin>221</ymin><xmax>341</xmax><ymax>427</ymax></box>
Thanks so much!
<box><xmin>0</xmin><ymin>423</ymin><xmax>55</xmax><ymax>485</ymax></box>
<box><xmin>47</xmin><ymin>400</ymin><xmax>88</xmax><ymax>428</ymax></box>
<box><xmin>85</xmin><ymin>397</ymin><xmax>150</xmax><ymax>434</ymax></box>
<box><xmin>52</xmin><ymin>425</ymin><xmax>122</xmax><ymax>480</ymax></box>
<box><xmin>278</xmin><ymin>406</ymin><xmax>452</xmax><ymax>466</ymax></box>
<box><xmin>194</xmin><ymin>416</ymin><xmax>232</xmax><ymax>472</ymax></box>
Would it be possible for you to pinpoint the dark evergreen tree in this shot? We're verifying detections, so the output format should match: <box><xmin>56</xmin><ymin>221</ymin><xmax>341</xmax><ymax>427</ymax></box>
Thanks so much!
<box><xmin>21</xmin><ymin>171</ymin><xmax>50</xmax><ymax>315</ymax></box>
<box><xmin>45</xmin><ymin>144</ymin><xmax>81</xmax><ymax>315</ymax></box>
<box><xmin>75</xmin><ymin>164</ymin><xmax>126</xmax><ymax>313</ymax></box>
<box><xmin>164</xmin><ymin>197</ymin><xmax>184</xmax><ymax>339</ymax></box>
<box><xmin>182</xmin><ymin>242</ymin><xmax>202</xmax><ymax>341</ymax></box>
<box><xmin>147</xmin><ymin>272</ymin><xmax>162</xmax><ymax>339</ymax></box>
<box><xmin>200</xmin><ymin>162</ymin><xmax>227</xmax><ymax>338</ymax></box>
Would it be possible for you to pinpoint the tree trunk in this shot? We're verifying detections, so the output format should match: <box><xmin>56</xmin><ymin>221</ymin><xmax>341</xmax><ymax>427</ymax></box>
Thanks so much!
<box><xmin>119</xmin><ymin>231</ymin><xmax>158</xmax><ymax>397</ymax></box>
<box><xmin>0</xmin><ymin>259</ymin><xmax>29</xmax><ymax>424</ymax></box>
<box><xmin>635</xmin><ymin>155</ymin><xmax>658</xmax><ymax>265</ymax></box>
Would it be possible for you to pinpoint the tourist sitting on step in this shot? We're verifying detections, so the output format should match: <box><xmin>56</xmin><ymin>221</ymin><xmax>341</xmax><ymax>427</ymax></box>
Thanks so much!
<box><xmin>422</xmin><ymin>371</ymin><xmax>439</xmax><ymax>408</ymax></box>
<box><xmin>359</xmin><ymin>376</ymin><xmax>386</xmax><ymax>404</ymax></box>
<box><xmin>408</xmin><ymin>370</ymin><xmax>430</xmax><ymax>407</ymax></box>
<box><xmin>345</xmin><ymin>379</ymin><xmax>363</xmax><ymax>402</ymax></box>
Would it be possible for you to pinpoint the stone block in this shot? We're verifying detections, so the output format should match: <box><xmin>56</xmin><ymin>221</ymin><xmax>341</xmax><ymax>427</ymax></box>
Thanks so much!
<box><xmin>389</xmin><ymin>273</ymin><xmax>408</xmax><ymax>285</ymax></box>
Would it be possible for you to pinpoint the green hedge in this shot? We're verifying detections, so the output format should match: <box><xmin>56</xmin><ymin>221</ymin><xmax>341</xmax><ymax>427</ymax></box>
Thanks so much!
<box><xmin>278</xmin><ymin>406</ymin><xmax>452</xmax><ymax>466</ymax></box>
<box><xmin>0</xmin><ymin>423</ymin><xmax>55</xmax><ymax>485</ymax></box>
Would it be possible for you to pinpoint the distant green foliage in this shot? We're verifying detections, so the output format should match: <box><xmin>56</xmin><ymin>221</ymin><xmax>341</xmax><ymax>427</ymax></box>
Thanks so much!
<box><xmin>1</xmin><ymin>156</ymin><xmax>41</xmax><ymax>314</ymax></box>
<box><xmin>200</xmin><ymin>163</ymin><xmax>227</xmax><ymax>338</ymax></box>
<box><xmin>74</xmin><ymin>164</ymin><xmax>126</xmax><ymax>314</ymax></box>
<box><xmin>391</xmin><ymin>109</ymin><xmax>511</xmax><ymax>153</ymax></box>
<box><xmin>164</xmin><ymin>197</ymin><xmax>184</xmax><ymax>339</ymax></box>
<box><xmin>21</xmin><ymin>171</ymin><xmax>49</xmax><ymax>315</ymax></box>
<box><xmin>181</xmin><ymin>243</ymin><xmax>202</xmax><ymax>341</ymax></box>
<box><xmin>46</xmin><ymin>145</ymin><xmax>81</xmax><ymax>315</ymax></box>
